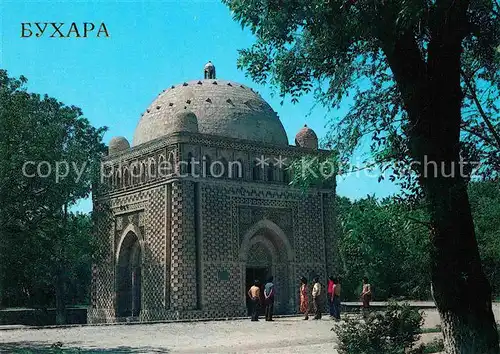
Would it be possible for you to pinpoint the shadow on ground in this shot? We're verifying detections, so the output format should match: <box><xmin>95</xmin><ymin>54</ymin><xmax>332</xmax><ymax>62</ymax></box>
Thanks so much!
<box><xmin>0</xmin><ymin>341</ymin><xmax>170</xmax><ymax>353</ymax></box>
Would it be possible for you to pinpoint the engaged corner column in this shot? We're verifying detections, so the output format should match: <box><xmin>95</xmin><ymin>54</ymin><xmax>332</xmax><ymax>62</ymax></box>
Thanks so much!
<box><xmin>170</xmin><ymin>180</ymin><xmax>198</xmax><ymax>311</ymax></box>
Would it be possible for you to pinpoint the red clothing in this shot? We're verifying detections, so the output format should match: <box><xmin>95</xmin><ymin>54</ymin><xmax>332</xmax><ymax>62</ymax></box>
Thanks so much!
<box><xmin>327</xmin><ymin>280</ymin><xmax>334</xmax><ymax>294</ymax></box>
<box><xmin>300</xmin><ymin>284</ymin><xmax>309</xmax><ymax>313</ymax></box>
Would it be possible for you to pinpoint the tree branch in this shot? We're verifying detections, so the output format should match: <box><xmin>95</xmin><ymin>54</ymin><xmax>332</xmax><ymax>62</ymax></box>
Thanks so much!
<box><xmin>406</xmin><ymin>216</ymin><xmax>433</xmax><ymax>230</ymax></box>
<box><xmin>461</xmin><ymin>69</ymin><xmax>500</xmax><ymax>150</ymax></box>
<box><xmin>493</xmin><ymin>0</ymin><xmax>500</xmax><ymax>17</ymax></box>
<box><xmin>461</xmin><ymin>126</ymin><xmax>496</xmax><ymax>147</ymax></box>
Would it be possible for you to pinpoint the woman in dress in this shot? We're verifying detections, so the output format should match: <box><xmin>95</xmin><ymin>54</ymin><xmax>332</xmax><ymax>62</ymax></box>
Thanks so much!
<box><xmin>299</xmin><ymin>277</ymin><xmax>309</xmax><ymax>320</ymax></box>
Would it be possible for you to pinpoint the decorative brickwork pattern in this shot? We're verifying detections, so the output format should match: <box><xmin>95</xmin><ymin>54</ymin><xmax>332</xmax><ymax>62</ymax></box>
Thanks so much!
<box><xmin>88</xmin><ymin>202</ymin><xmax>115</xmax><ymax>323</ymax></box>
<box><xmin>322</xmin><ymin>192</ymin><xmax>338</xmax><ymax>278</ymax></box>
<box><xmin>91</xmin><ymin>73</ymin><xmax>336</xmax><ymax>323</ymax></box>
<box><xmin>141</xmin><ymin>186</ymin><xmax>168</xmax><ymax>321</ymax></box>
<box><xmin>296</xmin><ymin>193</ymin><xmax>325</xmax><ymax>263</ymax></box>
<box><xmin>170</xmin><ymin>180</ymin><xmax>198</xmax><ymax>311</ymax></box>
<box><xmin>89</xmin><ymin>185</ymin><xmax>170</xmax><ymax>323</ymax></box>
<box><xmin>247</xmin><ymin>241</ymin><xmax>272</xmax><ymax>267</ymax></box>
<box><xmin>201</xmin><ymin>184</ymin><xmax>232</xmax><ymax>262</ymax></box>
<box><xmin>201</xmin><ymin>261</ymin><xmax>243</xmax><ymax>311</ymax></box>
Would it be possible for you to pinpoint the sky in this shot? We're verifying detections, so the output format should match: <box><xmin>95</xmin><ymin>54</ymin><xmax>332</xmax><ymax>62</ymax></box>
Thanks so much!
<box><xmin>0</xmin><ymin>0</ymin><xmax>399</xmax><ymax>212</ymax></box>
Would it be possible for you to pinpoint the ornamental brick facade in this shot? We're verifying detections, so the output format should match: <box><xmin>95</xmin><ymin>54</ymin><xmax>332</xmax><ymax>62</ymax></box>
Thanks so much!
<box><xmin>89</xmin><ymin>64</ymin><xmax>337</xmax><ymax>323</ymax></box>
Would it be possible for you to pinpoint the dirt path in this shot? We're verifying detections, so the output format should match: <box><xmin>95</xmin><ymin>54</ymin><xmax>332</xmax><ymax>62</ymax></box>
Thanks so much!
<box><xmin>0</xmin><ymin>308</ymin><xmax>494</xmax><ymax>353</ymax></box>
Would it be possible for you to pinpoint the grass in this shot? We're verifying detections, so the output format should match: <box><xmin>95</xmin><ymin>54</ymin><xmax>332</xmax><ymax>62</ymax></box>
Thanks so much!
<box><xmin>419</xmin><ymin>325</ymin><xmax>441</xmax><ymax>334</ymax></box>
<box><xmin>421</xmin><ymin>338</ymin><xmax>444</xmax><ymax>354</ymax></box>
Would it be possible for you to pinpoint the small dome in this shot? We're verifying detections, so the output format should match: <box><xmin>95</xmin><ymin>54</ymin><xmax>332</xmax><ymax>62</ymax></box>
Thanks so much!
<box><xmin>109</xmin><ymin>136</ymin><xmax>130</xmax><ymax>155</ymax></box>
<box><xmin>172</xmin><ymin>110</ymin><xmax>199</xmax><ymax>133</ymax></box>
<box><xmin>295</xmin><ymin>125</ymin><xmax>318</xmax><ymax>149</ymax></box>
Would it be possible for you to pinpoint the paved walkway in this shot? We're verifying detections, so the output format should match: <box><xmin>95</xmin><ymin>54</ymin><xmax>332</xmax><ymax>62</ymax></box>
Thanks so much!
<box><xmin>0</xmin><ymin>308</ymin><xmax>496</xmax><ymax>353</ymax></box>
<box><xmin>0</xmin><ymin>316</ymin><xmax>336</xmax><ymax>353</ymax></box>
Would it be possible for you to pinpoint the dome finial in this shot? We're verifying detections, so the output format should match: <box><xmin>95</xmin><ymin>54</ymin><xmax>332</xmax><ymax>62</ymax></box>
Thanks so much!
<box><xmin>204</xmin><ymin>61</ymin><xmax>216</xmax><ymax>79</ymax></box>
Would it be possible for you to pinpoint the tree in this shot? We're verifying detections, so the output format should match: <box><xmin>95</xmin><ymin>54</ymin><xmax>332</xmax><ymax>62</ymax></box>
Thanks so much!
<box><xmin>469</xmin><ymin>181</ymin><xmax>500</xmax><ymax>297</ymax></box>
<box><xmin>223</xmin><ymin>0</ymin><xmax>500</xmax><ymax>352</ymax></box>
<box><xmin>336</xmin><ymin>196</ymin><xmax>431</xmax><ymax>301</ymax></box>
<box><xmin>0</xmin><ymin>70</ymin><xmax>107</xmax><ymax>323</ymax></box>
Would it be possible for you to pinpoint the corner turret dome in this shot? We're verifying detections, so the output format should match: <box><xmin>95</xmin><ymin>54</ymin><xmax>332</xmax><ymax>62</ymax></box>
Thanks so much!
<box><xmin>295</xmin><ymin>125</ymin><xmax>318</xmax><ymax>149</ymax></box>
<box><xmin>108</xmin><ymin>136</ymin><xmax>130</xmax><ymax>155</ymax></box>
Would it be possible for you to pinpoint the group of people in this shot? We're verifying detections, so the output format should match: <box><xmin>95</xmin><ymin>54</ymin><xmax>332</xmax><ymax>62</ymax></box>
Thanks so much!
<box><xmin>247</xmin><ymin>277</ymin><xmax>276</xmax><ymax>321</ymax></box>
<box><xmin>248</xmin><ymin>275</ymin><xmax>372</xmax><ymax>322</ymax></box>
<box><xmin>299</xmin><ymin>276</ymin><xmax>324</xmax><ymax>320</ymax></box>
<box><xmin>248</xmin><ymin>276</ymin><xmax>372</xmax><ymax>321</ymax></box>
<box><xmin>303</xmin><ymin>276</ymin><xmax>372</xmax><ymax>321</ymax></box>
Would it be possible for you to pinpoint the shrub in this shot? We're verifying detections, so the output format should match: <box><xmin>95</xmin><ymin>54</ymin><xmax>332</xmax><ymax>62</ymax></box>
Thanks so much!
<box><xmin>409</xmin><ymin>338</ymin><xmax>445</xmax><ymax>354</ymax></box>
<box><xmin>334</xmin><ymin>301</ymin><xmax>424</xmax><ymax>354</ymax></box>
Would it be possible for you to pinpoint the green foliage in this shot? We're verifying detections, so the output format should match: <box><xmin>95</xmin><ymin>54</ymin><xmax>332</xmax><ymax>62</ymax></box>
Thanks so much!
<box><xmin>0</xmin><ymin>70</ymin><xmax>107</xmax><ymax>310</ymax></box>
<box><xmin>419</xmin><ymin>326</ymin><xmax>441</xmax><ymax>334</ymax></box>
<box><xmin>420</xmin><ymin>338</ymin><xmax>445</xmax><ymax>354</ymax></box>
<box><xmin>335</xmin><ymin>301</ymin><xmax>424</xmax><ymax>354</ymax></box>
<box><xmin>469</xmin><ymin>181</ymin><xmax>500</xmax><ymax>294</ymax></box>
<box><xmin>336</xmin><ymin>196</ymin><xmax>432</xmax><ymax>301</ymax></box>
<box><xmin>288</xmin><ymin>153</ymin><xmax>339</xmax><ymax>191</ymax></box>
<box><xmin>223</xmin><ymin>0</ymin><xmax>500</xmax><ymax>188</ymax></box>
<box><xmin>335</xmin><ymin>180</ymin><xmax>500</xmax><ymax>300</ymax></box>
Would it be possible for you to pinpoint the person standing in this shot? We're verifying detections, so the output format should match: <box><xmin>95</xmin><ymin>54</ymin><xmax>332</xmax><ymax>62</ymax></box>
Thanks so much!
<box><xmin>311</xmin><ymin>277</ymin><xmax>322</xmax><ymax>320</ymax></box>
<box><xmin>264</xmin><ymin>276</ymin><xmax>275</xmax><ymax>321</ymax></box>
<box><xmin>248</xmin><ymin>280</ymin><xmax>261</xmax><ymax>321</ymax></box>
<box><xmin>333</xmin><ymin>277</ymin><xmax>342</xmax><ymax>321</ymax></box>
<box><xmin>299</xmin><ymin>277</ymin><xmax>309</xmax><ymax>320</ymax></box>
<box><xmin>327</xmin><ymin>276</ymin><xmax>335</xmax><ymax>318</ymax></box>
<box><xmin>360</xmin><ymin>277</ymin><xmax>371</xmax><ymax>318</ymax></box>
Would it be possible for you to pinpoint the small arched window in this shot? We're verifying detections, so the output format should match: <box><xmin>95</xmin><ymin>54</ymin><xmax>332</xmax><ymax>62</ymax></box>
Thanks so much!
<box><xmin>229</xmin><ymin>159</ymin><xmax>243</xmax><ymax>179</ymax></box>
<box><xmin>158</xmin><ymin>155</ymin><xmax>166</xmax><ymax>177</ymax></box>
<box><xmin>168</xmin><ymin>152</ymin><xmax>176</xmax><ymax>175</ymax></box>
<box><xmin>141</xmin><ymin>162</ymin><xmax>146</xmax><ymax>183</ymax></box>
<box><xmin>149</xmin><ymin>158</ymin><xmax>156</xmax><ymax>179</ymax></box>
<box><xmin>213</xmin><ymin>157</ymin><xmax>227</xmax><ymax>178</ymax></box>
<box><xmin>187</xmin><ymin>152</ymin><xmax>193</xmax><ymax>175</ymax></box>
<box><xmin>123</xmin><ymin>167</ymin><xmax>130</xmax><ymax>187</ymax></box>
<box><xmin>282</xmin><ymin>168</ymin><xmax>290</xmax><ymax>185</ymax></box>
<box><xmin>252</xmin><ymin>160</ymin><xmax>262</xmax><ymax>181</ymax></box>
<box><xmin>267</xmin><ymin>163</ymin><xmax>275</xmax><ymax>182</ymax></box>
<box><xmin>132</xmin><ymin>163</ymin><xmax>139</xmax><ymax>185</ymax></box>
<box><xmin>203</xmin><ymin>155</ymin><xmax>212</xmax><ymax>177</ymax></box>
<box><xmin>115</xmin><ymin>168</ymin><xmax>121</xmax><ymax>188</ymax></box>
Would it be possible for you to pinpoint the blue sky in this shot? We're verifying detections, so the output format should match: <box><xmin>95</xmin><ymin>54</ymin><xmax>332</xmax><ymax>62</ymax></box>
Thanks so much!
<box><xmin>1</xmin><ymin>0</ymin><xmax>399</xmax><ymax>212</ymax></box>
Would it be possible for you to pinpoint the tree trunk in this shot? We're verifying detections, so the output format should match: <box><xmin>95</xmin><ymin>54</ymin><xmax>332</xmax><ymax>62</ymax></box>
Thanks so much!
<box><xmin>55</xmin><ymin>202</ymin><xmax>68</xmax><ymax>325</ymax></box>
<box><xmin>426</xmin><ymin>176</ymin><xmax>498</xmax><ymax>353</ymax></box>
<box><xmin>380</xmin><ymin>3</ymin><xmax>499</xmax><ymax>348</ymax></box>
<box><xmin>55</xmin><ymin>268</ymin><xmax>66</xmax><ymax>325</ymax></box>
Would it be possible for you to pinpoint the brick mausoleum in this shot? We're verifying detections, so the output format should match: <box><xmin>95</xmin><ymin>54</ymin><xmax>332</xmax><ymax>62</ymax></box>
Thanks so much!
<box><xmin>89</xmin><ymin>62</ymin><xmax>337</xmax><ymax>323</ymax></box>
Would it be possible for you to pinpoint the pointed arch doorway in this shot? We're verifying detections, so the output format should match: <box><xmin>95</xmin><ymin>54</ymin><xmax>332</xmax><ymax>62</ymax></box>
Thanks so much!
<box><xmin>116</xmin><ymin>227</ymin><xmax>143</xmax><ymax>318</ymax></box>
<box><xmin>240</xmin><ymin>219</ymin><xmax>294</xmax><ymax>315</ymax></box>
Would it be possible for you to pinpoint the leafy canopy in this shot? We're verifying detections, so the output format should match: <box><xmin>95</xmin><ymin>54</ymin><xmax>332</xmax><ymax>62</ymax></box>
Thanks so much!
<box><xmin>224</xmin><ymin>0</ymin><xmax>500</xmax><ymax>190</ymax></box>
<box><xmin>0</xmin><ymin>70</ymin><xmax>107</xmax><ymax>307</ymax></box>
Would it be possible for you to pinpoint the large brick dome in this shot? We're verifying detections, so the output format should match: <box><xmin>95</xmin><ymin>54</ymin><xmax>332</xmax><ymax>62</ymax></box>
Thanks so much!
<box><xmin>133</xmin><ymin>79</ymin><xmax>288</xmax><ymax>147</ymax></box>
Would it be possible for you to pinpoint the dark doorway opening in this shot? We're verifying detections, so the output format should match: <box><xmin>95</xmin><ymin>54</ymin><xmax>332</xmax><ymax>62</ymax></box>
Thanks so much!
<box><xmin>116</xmin><ymin>232</ymin><xmax>142</xmax><ymax>318</ymax></box>
<box><xmin>245</xmin><ymin>267</ymin><xmax>270</xmax><ymax>315</ymax></box>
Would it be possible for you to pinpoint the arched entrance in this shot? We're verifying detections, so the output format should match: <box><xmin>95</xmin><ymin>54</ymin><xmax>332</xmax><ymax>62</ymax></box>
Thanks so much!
<box><xmin>116</xmin><ymin>228</ymin><xmax>142</xmax><ymax>318</ymax></box>
<box><xmin>240</xmin><ymin>220</ymin><xmax>294</xmax><ymax>315</ymax></box>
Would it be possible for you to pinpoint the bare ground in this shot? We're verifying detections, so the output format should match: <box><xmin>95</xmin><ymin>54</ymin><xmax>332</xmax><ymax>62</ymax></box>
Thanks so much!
<box><xmin>0</xmin><ymin>308</ymin><xmax>491</xmax><ymax>354</ymax></box>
